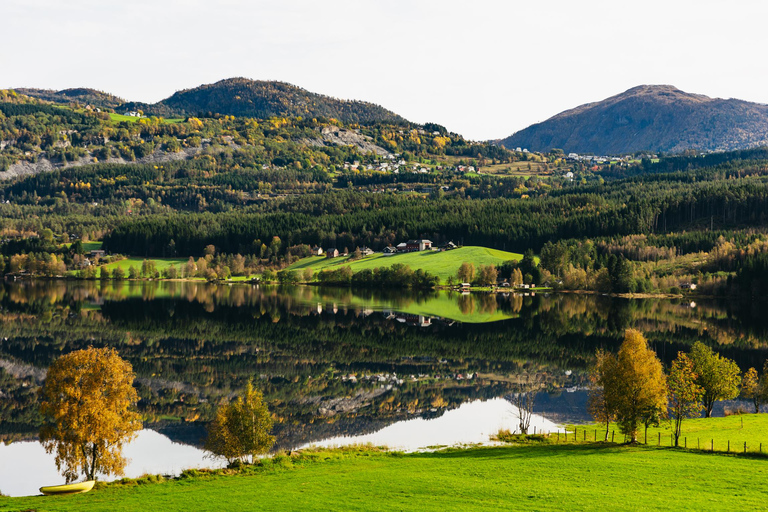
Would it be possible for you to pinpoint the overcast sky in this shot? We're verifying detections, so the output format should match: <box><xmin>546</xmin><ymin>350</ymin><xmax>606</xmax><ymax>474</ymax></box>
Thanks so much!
<box><xmin>4</xmin><ymin>0</ymin><xmax>768</xmax><ymax>140</ymax></box>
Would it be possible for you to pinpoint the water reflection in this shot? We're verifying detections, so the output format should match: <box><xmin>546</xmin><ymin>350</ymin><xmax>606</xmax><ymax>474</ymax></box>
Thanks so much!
<box><xmin>305</xmin><ymin>398</ymin><xmax>560</xmax><ymax>451</ymax></box>
<box><xmin>0</xmin><ymin>430</ymin><xmax>223</xmax><ymax>497</ymax></box>
<box><xmin>2</xmin><ymin>280</ymin><xmax>768</xmax><ymax>488</ymax></box>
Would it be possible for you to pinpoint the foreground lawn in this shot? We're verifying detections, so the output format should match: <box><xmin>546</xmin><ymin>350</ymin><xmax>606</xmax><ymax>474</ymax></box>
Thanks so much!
<box><xmin>288</xmin><ymin>246</ymin><xmax>524</xmax><ymax>282</ymax></box>
<box><xmin>2</xmin><ymin>444</ymin><xmax>767</xmax><ymax>511</ymax></box>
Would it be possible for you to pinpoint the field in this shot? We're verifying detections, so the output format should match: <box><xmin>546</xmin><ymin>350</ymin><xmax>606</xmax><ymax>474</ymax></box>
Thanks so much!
<box><xmin>108</xmin><ymin>113</ymin><xmax>185</xmax><ymax>124</ymax></box>
<box><xmin>287</xmin><ymin>246</ymin><xmax>524</xmax><ymax>282</ymax></box>
<box><xmin>98</xmin><ymin>257</ymin><xmax>188</xmax><ymax>273</ymax></box>
<box><xmin>2</xmin><ymin>442</ymin><xmax>767</xmax><ymax>511</ymax></box>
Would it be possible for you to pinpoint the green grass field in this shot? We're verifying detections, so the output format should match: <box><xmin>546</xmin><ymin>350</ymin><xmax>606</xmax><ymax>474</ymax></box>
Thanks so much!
<box><xmin>99</xmin><ymin>257</ymin><xmax>188</xmax><ymax>273</ymax></box>
<box><xmin>108</xmin><ymin>113</ymin><xmax>185</xmax><ymax>124</ymax></box>
<box><xmin>288</xmin><ymin>246</ymin><xmax>524</xmax><ymax>282</ymax></box>
<box><xmin>2</xmin><ymin>443</ymin><xmax>767</xmax><ymax>511</ymax></box>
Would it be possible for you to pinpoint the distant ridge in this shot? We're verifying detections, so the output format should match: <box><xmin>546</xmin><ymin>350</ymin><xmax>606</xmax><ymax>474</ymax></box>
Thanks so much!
<box><xmin>15</xmin><ymin>87</ymin><xmax>125</xmax><ymax>109</ymax></box>
<box><xmin>14</xmin><ymin>78</ymin><xmax>407</xmax><ymax>124</ymax></box>
<box><xmin>122</xmin><ymin>77</ymin><xmax>406</xmax><ymax>123</ymax></box>
<box><xmin>499</xmin><ymin>85</ymin><xmax>768</xmax><ymax>154</ymax></box>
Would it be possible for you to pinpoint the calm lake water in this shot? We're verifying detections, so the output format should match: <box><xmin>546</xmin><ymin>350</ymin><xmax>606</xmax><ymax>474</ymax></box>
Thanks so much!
<box><xmin>1</xmin><ymin>281</ymin><xmax>766</xmax><ymax>496</ymax></box>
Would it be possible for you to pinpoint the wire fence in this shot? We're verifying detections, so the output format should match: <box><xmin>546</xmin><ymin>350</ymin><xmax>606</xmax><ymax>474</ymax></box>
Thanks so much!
<box><xmin>519</xmin><ymin>425</ymin><xmax>768</xmax><ymax>457</ymax></box>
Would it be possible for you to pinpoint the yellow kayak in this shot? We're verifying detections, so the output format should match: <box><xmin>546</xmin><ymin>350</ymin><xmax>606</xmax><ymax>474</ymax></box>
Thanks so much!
<box><xmin>39</xmin><ymin>480</ymin><xmax>95</xmax><ymax>496</ymax></box>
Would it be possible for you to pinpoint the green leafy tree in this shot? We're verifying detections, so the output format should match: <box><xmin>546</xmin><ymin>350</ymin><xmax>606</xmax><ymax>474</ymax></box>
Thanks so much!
<box><xmin>667</xmin><ymin>352</ymin><xmax>703</xmax><ymax>446</ymax></box>
<box><xmin>689</xmin><ymin>342</ymin><xmax>741</xmax><ymax>418</ymax></box>
<box><xmin>205</xmin><ymin>379</ymin><xmax>274</xmax><ymax>465</ymax></box>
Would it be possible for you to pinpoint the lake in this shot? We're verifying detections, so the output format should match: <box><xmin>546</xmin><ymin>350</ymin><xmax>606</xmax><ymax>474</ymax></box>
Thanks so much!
<box><xmin>1</xmin><ymin>281</ymin><xmax>766</xmax><ymax>496</ymax></box>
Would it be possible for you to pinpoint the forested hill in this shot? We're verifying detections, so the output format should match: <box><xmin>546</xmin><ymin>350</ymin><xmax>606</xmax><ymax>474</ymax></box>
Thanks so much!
<box><xmin>14</xmin><ymin>88</ymin><xmax>125</xmax><ymax>110</ymax></box>
<box><xmin>499</xmin><ymin>85</ymin><xmax>768</xmax><ymax>155</ymax></box>
<box><xmin>121</xmin><ymin>78</ymin><xmax>406</xmax><ymax>124</ymax></box>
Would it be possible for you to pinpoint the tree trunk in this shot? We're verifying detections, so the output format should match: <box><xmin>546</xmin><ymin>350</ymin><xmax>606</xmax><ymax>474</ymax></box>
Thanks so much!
<box><xmin>604</xmin><ymin>422</ymin><xmax>610</xmax><ymax>441</ymax></box>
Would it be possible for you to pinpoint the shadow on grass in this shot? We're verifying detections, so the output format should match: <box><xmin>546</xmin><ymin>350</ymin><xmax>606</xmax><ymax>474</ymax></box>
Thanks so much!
<box><xmin>409</xmin><ymin>443</ymin><xmax>637</xmax><ymax>461</ymax></box>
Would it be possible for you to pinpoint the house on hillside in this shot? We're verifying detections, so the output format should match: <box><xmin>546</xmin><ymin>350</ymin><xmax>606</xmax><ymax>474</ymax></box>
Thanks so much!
<box><xmin>383</xmin><ymin>246</ymin><xmax>397</xmax><ymax>255</ymax></box>
<box><xmin>400</xmin><ymin>239</ymin><xmax>432</xmax><ymax>252</ymax></box>
<box><xmin>360</xmin><ymin>247</ymin><xmax>375</xmax><ymax>257</ymax></box>
<box><xmin>681</xmin><ymin>283</ymin><xmax>697</xmax><ymax>291</ymax></box>
<box><xmin>311</xmin><ymin>246</ymin><xmax>324</xmax><ymax>256</ymax></box>
<box><xmin>90</xmin><ymin>249</ymin><xmax>106</xmax><ymax>258</ymax></box>
<box><xmin>326</xmin><ymin>248</ymin><xmax>339</xmax><ymax>258</ymax></box>
<box><xmin>438</xmin><ymin>241</ymin><xmax>457</xmax><ymax>251</ymax></box>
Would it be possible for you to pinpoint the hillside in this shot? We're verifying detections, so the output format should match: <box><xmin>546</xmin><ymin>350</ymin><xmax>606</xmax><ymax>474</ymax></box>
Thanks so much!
<box><xmin>122</xmin><ymin>77</ymin><xmax>406</xmax><ymax>124</ymax></box>
<box><xmin>15</xmin><ymin>87</ymin><xmax>125</xmax><ymax>109</ymax></box>
<box><xmin>499</xmin><ymin>85</ymin><xmax>768</xmax><ymax>154</ymax></box>
<box><xmin>288</xmin><ymin>246</ymin><xmax>524</xmax><ymax>282</ymax></box>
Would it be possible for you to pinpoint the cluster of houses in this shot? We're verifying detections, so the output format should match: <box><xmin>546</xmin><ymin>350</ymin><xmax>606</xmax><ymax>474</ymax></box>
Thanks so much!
<box><xmin>312</xmin><ymin>239</ymin><xmax>458</xmax><ymax>259</ymax></box>
<box><xmin>342</xmin><ymin>154</ymin><xmax>475</xmax><ymax>176</ymax></box>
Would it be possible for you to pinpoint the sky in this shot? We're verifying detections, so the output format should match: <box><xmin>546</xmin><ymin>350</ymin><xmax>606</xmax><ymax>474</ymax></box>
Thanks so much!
<box><xmin>3</xmin><ymin>0</ymin><xmax>768</xmax><ymax>140</ymax></box>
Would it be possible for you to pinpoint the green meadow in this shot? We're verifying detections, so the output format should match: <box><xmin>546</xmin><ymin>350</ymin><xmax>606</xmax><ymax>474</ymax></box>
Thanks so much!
<box><xmin>2</xmin><ymin>442</ymin><xmax>767</xmax><ymax>511</ymax></box>
<box><xmin>98</xmin><ymin>257</ymin><xmax>188</xmax><ymax>273</ymax></box>
<box><xmin>288</xmin><ymin>246</ymin><xmax>524</xmax><ymax>282</ymax></box>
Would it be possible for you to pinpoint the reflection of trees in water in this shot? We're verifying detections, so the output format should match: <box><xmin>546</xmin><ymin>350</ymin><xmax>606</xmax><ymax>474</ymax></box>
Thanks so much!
<box><xmin>457</xmin><ymin>294</ymin><xmax>474</xmax><ymax>315</ymax></box>
<box><xmin>4</xmin><ymin>282</ymin><xmax>768</xmax><ymax>446</ymax></box>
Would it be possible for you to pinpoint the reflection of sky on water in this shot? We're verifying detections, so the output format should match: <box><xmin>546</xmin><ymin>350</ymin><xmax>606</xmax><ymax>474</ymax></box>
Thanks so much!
<box><xmin>0</xmin><ymin>430</ymin><xmax>224</xmax><ymax>497</ymax></box>
<box><xmin>305</xmin><ymin>398</ymin><xmax>560</xmax><ymax>451</ymax></box>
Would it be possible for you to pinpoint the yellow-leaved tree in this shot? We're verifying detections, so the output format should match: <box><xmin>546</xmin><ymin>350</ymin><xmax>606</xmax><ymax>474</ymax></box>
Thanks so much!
<box><xmin>205</xmin><ymin>379</ymin><xmax>274</xmax><ymax>465</ymax></box>
<box><xmin>603</xmin><ymin>329</ymin><xmax>667</xmax><ymax>443</ymax></box>
<box><xmin>39</xmin><ymin>347</ymin><xmax>141</xmax><ymax>482</ymax></box>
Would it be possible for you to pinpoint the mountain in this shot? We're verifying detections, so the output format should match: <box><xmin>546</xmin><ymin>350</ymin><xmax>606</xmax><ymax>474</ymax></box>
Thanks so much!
<box><xmin>15</xmin><ymin>88</ymin><xmax>125</xmax><ymax>109</ymax></box>
<box><xmin>122</xmin><ymin>77</ymin><xmax>406</xmax><ymax>124</ymax></box>
<box><xmin>499</xmin><ymin>85</ymin><xmax>768</xmax><ymax>155</ymax></box>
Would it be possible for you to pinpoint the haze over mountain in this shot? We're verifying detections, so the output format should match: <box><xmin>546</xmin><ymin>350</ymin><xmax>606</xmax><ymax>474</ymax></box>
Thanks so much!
<box><xmin>20</xmin><ymin>78</ymin><xmax>406</xmax><ymax>125</ymax></box>
<box><xmin>499</xmin><ymin>85</ymin><xmax>768</xmax><ymax>155</ymax></box>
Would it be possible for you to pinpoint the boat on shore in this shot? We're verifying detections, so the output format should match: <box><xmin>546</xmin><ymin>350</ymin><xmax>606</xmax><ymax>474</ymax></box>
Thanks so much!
<box><xmin>39</xmin><ymin>480</ymin><xmax>95</xmax><ymax>496</ymax></box>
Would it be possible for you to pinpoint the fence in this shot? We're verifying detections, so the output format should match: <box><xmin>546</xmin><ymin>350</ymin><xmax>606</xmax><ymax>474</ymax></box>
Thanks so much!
<box><xmin>519</xmin><ymin>426</ymin><xmax>767</xmax><ymax>456</ymax></box>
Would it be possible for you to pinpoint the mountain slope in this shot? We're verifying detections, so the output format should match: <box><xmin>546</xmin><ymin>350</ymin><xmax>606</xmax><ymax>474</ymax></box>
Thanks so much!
<box><xmin>123</xmin><ymin>77</ymin><xmax>406</xmax><ymax>124</ymax></box>
<box><xmin>500</xmin><ymin>85</ymin><xmax>768</xmax><ymax>154</ymax></box>
<box><xmin>15</xmin><ymin>88</ymin><xmax>125</xmax><ymax>109</ymax></box>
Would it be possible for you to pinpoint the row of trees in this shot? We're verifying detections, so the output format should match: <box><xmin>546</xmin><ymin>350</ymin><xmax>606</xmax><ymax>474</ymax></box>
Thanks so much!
<box><xmin>589</xmin><ymin>330</ymin><xmax>744</xmax><ymax>446</ymax></box>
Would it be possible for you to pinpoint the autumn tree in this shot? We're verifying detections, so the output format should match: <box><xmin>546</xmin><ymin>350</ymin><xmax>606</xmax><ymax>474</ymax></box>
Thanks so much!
<box><xmin>205</xmin><ymin>379</ymin><xmax>274</xmax><ymax>464</ymax></box>
<box><xmin>39</xmin><ymin>347</ymin><xmax>141</xmax><ymax>482</ymax></box>
<box><xmin>587</xmin><ymin>349</ymin><xmax>616</xmax><ymax>441</ymax></box>
<box><xmin>742</xmin><ymin>367</ymin><xmax>761</xmax><ymax>413</ymax></box>
<box><xmin>603</xmin><ymin>329</ymin><xmax>667</xmax><ymax>442</ymax></box>
<box><xmin>689</xmin><ymin>341</ymin><xmax>741</xmax><ymax>417</ymax></box>
<box><xmin>667</xmin><ymin>352</ymin><xmax>703</xmax><ymax>447</ymax></box>
<box><xmin>457</xmin><ymin>262</ymin><xmax>475</xmax><ymax>283</ymax></box>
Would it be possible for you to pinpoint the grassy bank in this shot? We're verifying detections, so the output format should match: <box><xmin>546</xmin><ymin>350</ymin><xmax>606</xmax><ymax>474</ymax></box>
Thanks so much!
<box><xmin>2</xmin><ymin>443</ymin><xmax>767</xmax><ymax>511</ymax></box>
<box><xmin>287</xmin><ymin>246</ymin><xmax>524</xmax><ymax>282</ymax></box>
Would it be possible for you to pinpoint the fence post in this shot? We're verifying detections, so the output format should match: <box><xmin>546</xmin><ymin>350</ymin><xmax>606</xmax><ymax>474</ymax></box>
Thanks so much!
<box><xmin>611</xmin><ymin>431</ymin><xmax>615</xmax><ymax>443</ymax></box>
<box><xmin>658</xmin><ymin>432</ymin><xmax>661</xmax><ymax>446</ymax></box>
<box><xmin>698</xmin><ymin>438</ymin><xmax>700</xmax><ymax>450</ymax></box>
<box><xmin>594</xmin><ymin>429</ymin><xmax>597</xmax><ymax>441</ymax></box>
<box><xmin>744</xmin><ymin>442</ymin><xmax>747</xmax><ymax>454</ymax></box>
<box><xmin>583</xmin><ymin>430</ymin><xmax>586</xmax><ymax>441</ymax></box>
<box><xmin>711</xmin><ymin>439</ymin><xmax>714</xmax><ymax>452</ymax></box>
<box><xmin>684</xmin><ymin>437</ymin><xmax>687</xmax><ymax>449</ymax></box>
<box><xmin>727</xmin><ymin>440</ymin><xmax>730</xmax><ymax>453</ymax></box>
<box><xmin>557</xmin><ymin>431</ymin><xmax>560</xmax><ymax>442</ymax></box>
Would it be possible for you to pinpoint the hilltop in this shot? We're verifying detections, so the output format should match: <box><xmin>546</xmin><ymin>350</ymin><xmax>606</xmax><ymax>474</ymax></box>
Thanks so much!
<box><xmin>499</xmin><ymin>85</ymin><xmax>768</xmax><ymax>154</ymax></box>
<box><xmin>123</xmin><ymin>77</ymin><xmax>406</xmax><ymax>124</ymax></box>
<box><xmin>14</xmin><ymin>87</ymin><xmax>125</xmax><ymax>109</ymax></box>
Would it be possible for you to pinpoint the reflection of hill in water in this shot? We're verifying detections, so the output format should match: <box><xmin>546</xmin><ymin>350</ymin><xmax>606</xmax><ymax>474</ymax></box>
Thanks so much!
<box><xmin>3</xmin><ymin>281</ymin><xmax>768</xmax><ymax>449</ymax></box>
